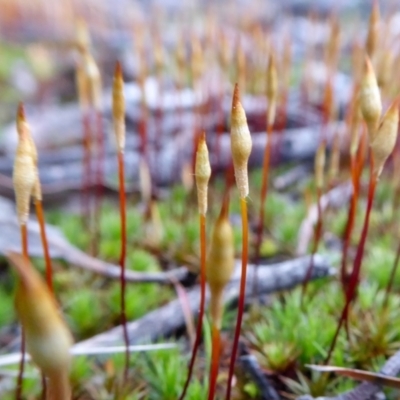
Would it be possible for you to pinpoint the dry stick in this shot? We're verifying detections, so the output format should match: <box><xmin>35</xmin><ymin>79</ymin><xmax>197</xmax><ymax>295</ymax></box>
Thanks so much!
<box><xmin>226</xmin><ymin>84</ymin><xmax>252</xmax><ymax>400</ymax></box>
<box><xmin>112</xmin><ymin>62</ymin><xmax>130</xmax><ymax>383</ymax></box>
<box><xmin>179</xmin><ymin>134</ymin><xmax>211</xmax><ymax>400</ymax></box>
<box><xmin>301</xmin><ymin>142</ymin><xmax>326</xmax><ymax>302</ymax></box>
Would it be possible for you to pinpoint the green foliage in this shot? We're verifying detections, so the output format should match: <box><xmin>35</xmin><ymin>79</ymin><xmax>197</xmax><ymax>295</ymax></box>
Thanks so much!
<box><xmin>140</xmin><ymin>346</ymin><xmax>207</xmax><ymax>400</ymax></box>
<box><xmin>0</xmin><ymin>286</ymin><xmax>14</xmax><ymax>327</ymax></box>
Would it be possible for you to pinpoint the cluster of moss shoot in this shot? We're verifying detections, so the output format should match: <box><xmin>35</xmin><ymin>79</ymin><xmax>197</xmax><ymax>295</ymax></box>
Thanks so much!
<box><xmin>5</xmin><ymin>1</ymin><xmax>400</xmax><ymax>399</ymax></box>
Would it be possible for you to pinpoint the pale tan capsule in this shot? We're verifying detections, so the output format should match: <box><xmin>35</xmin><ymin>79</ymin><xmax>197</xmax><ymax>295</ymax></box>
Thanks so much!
<box><xmin>16</xmin><ymin>104</ymin><xmax>37</xmax><ymax>166</ymax></box>
<box><xmin>315</xmin><ymin>141</ymin><xmax>326</xmax><ymax>189</ymax></box>
<box><xmin>8</xmin><ymin>252</ymin><xmax>72</xmax><ymax>400</ymax></box>
<box><xmin>75</xmin><ymin>18</ymin><xmax>91</xmax><ymax>53</ymax></box>
<box><xmin>352</xmin><ymin>40</ymin><xmax>364</xmax><ymax>84</ymax></box>
<box><xmin>370</xmin><ymin>98</ymin><xmax>399</xmax><ymax>177</ymax></box>
<box><xmin>13</xmin><ymin>105</ymin><xmax>37</xmax><ymax>225</ymax></box>
<box><xmin>175</xmin><ymin>36</ymin><xmax>186</xmax><ymax>77</ymax></box>
<box><xmin>112</xmin><ymin>61</ymin><xmax>125</xmax><ymax>153</ymax></box>
<box><xmin>329</xmin><ymin>131</ymin><xmax>341</xmax><ymax>182</ymax></box>
<box><xmin>219</xmin><ymin>31</ymin><xmax>231</xmax><ymax>71</ymax></box>
<box><xmin>191</xmin><ymin>34</ymin><xmax>204</xmax><ymax>82</ymax></box>
<box><xmin>230</xmin><ymin>84</ymin><xmax>252</xmax><ymax>199</ymax></box>
<box><xmin>377</xmin><ymin>49</ymin><xmax>393</xmax><ymax>90</ymax></box>
<box><xmin>82</xmin><ymin>51</ymin><xmax>102</xmax><ymax>111</ymax></box>
<box><xmin>195</xmin><ymin>133</ymin><xmax>211</xmax><ymax>216</ymax></box>
<box><xmin>359</xmin><ymin>56</ymin><xmax>382</xmax><ymax>141</ymax></box>
<box><xmin>206</xmin><ymin>197</ymin><xmax>235</xmax><ymax>330</ymax></box>
<box><xmin>266</xmin><ymin>51</ymin><xmax>278</xmax><ymax>126</ymax></box>
<box><xmin>17</xmin><ymin>106</ymin><xmax>42</xmax><ymax>203</ymax></box>
<box><xmin>139</xmin><ymin>158</ymin><xmax>152</xmax><ymax>203</ymax></box>
<box><xmin>365</xmin><ymin>0</ymin><xmax>380</xmax><ymax>59</ymax></box>
<box><xmin>143</xmin><ymin>200</ymin><xmax>164</xmax><ymax>249</ymax></box>
<box><xmin>153</xmin><ymin>34</ymin><xmax>164</xmax><ymax>76</ymax></box>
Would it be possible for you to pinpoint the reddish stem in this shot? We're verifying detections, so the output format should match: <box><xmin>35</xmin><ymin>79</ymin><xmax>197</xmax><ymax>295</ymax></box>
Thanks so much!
<box><xmin>139</xmin><ymin>102</ymin><xmax>148</xmax><ymax>161</ymax></box>
<box><xmin>325</xmin><ymin>169</ymin><xmax>377</xmax><ymax>364</ymax></box>
<box><xmin>92</xmin><ymin>110</ymin><xmax>105</xmax><ymax>256</ymax></box>
<box><xmin>16</xmin><ymin>224</ymin><xmax>28</xmax><ymax>400</ymax></box>
<box><xmin>179</xmin><ymin>213</ymin><xmax>207</xmax><ymax>400</ymax></box>
<box><xmin>21</xmin><ymin>224</ymin><xmax>28</xmax><ymax>259</ymax></box>
<box><xmin>35</xmin><ymin>200</ymin><xmax>53</xmax><ymax>293</ymax></box>
<box><xmin>208</xmin><ymin>325</ymin><xmax>221</xmax><ymax>400</ymax></box>
<box><xmin>383</xmin><ymin>240</ymin><xmax>400</xmax><ymax>309</ymax></box>
<box><xmin>225</xmin><ymin>197</ymin><xmax>248</xmax><ymax>400</ymax></box>
<box><xmin>81</xmin><ymin>111</ymin><xmax>91</xmax><ymax>229</ymax></box>
<box><xmin>253</xmin><ymin>122</ymin><xmax>273</xmax><ymax>294</ymax></box>
<box><xmin>341</xmin><ymin>127</ymin><xmax>367</xmax><ymax>293</ymax></box>
<box><xmin>118</xmin><ymin>151</ymin><xmax>130</xmax><ymax>383</ymax></box>
<box><xmin>301</xmin><ymin>186</ymin><xmax>323</xmax><ymax>302</ymax></box>
<box><xmin>340</xmin><ymin>156</ymin><xmax>359</xmax><ymax>290</ymax></box>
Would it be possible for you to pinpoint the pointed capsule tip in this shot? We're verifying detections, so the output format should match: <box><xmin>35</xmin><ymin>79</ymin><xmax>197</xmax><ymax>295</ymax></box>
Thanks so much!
<box><xmin>17</xmin><ymin>102</ymin><xmax>25</xmax><ymax>122</ymax></box>
<box><xmin>268</xmin><ymin>49</ymin><xmax>275</xmax><ymax>66</ymax></box>
<box><xmin>219</xmin><ymin>192</ymin><xmax>230</xmax><ymax>220</ymax></box>
<box><xmin>199</xmin><ymin>131</ymin><xmax>206</xmax><ymax>143</ymax></box>
<box><xmin>232</xmin><ymin>83</ymin><xmax>240</xmax><ymax>110</ymax></box>
<box><xmin>364</xmin><ymin>55</ymin><xmax>373</xmax><ymax>72</ymax></box>
<box><xmin>114</xmin><ymin>61</ymin><xmax>122</xmax><ymax>78</ymax></box>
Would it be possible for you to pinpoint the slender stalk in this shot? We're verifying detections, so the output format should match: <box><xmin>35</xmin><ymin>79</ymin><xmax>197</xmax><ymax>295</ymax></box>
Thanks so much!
<box><xmin>81</xmin><ymin>110</ymin><xmax>92</xmax><ymax>230</ymax></box>
<box><xmin>15</xmin><ymin>331</ymin><xmax>25</xmax><ymax>400</ymax></box>
<box><xmin>325</xmin><ymin>170</ymin><xmax>377</xmax><ymax>364</ymax></box>
<box><xmin>92</xmin><ymin>109</ymin><xmax>104</xmax><ymax>255</ymax></box>
<box><xmin>15</xmin><ymin>224</ymin><xmax>28</xmax><ymax>400</ymax></box>
<box><xmin>118</xmin><ymin>150</ymin><xmax>129</xmax><ymax>383</ymax></box>
<box><xmin>113</xmin><ymin>62</ymin><xmax>130</xmax><ymax>383</ymax></box>
<box><xmin>340</xmin><ymin>155</ymin><xmax>358</xmax><ymax>289</ymax></box>
<box><xmin>301</xmin><ymin>186</ymin><xmax>323</xmax><ymax>302</ymax></box>
<box><xmin>207</xmin><ymin>324</ymin><xmax>221</xmax><ymax>400</ymax></box>
<box><xmin>179</xmin><ymin>214</ymin><xmax>207</xmax><ymax>400</ymax></box>
<box><xmin>339</xmin><ymin>126</ymin><xmax>366</xmax><ymax>293</ymax></box>
<box><xmin>226</xmin><ymin>197</ymin><xmax>248</xmax><ymax>400</ymax></box>
<box><xmin>253</xmin><ymin>122</ymin><xmax>273</xmax><ymax>294</ymax></box>
<box><xmin>383</xmin><ymin>240</ymin><xmax>400</xmax><ymax>309</ymax></box>
<box><xmin>20</xmin><ymin>224</ymin><xmax>28</xmax><ymax>259</ymax></box>
<box><xmin>35</xmin><ymin>200</ymin><xmax>53</xmax><ymax>293</ymax></box>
